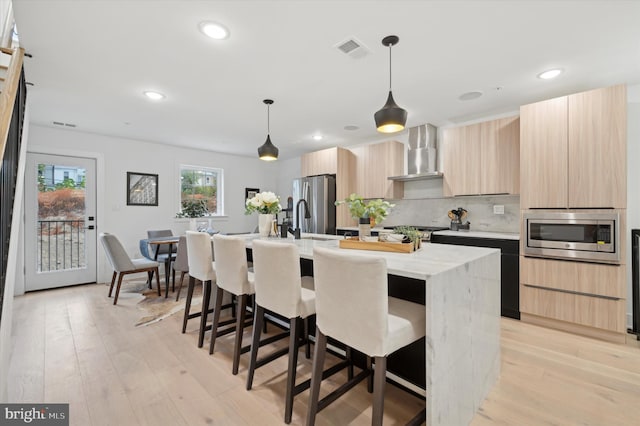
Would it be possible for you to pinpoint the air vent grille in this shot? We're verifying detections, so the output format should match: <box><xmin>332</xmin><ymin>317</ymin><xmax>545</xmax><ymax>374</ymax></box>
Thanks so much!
<box><xmin>53</xmin><ymin>121</ymin><xmax>77</xmax><ymax>128</ymax></box>
<box><xmin>334</xmin><ymin>36</ymin><xmax>370</xmax><ymax>59</ymax></box>
<box><xmin>338</xmin><ymin>39</ymin><xmax>360</xmax><ymax>54</ymax></box>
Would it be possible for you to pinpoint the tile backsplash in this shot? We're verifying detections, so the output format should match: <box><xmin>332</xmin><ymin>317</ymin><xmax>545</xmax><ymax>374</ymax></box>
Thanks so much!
<box><xmin>383</xmin><ymin>195</ymin><xmax>520</xmax><ymax>233</ymax></box>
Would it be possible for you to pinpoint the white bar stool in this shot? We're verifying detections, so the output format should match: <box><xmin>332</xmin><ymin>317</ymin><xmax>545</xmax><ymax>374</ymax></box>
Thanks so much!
<box><xmin>185</xmin><ymin>231</ymin><xmax>226</xmax><ymax>348</ymax></box>
<box><xmin>246</xmin><ymin>239</ymin><xmax>317</xmax><ymax>424</ymax></box>
<box><xmin>307</xmin><ymin>246</ymin><xmax>427</xmax><ymax>426</ymax></box>
<box><xmin>210</xmin><ymin>234</ymin><xmax>256</xmax><ymax>374</ymax></box>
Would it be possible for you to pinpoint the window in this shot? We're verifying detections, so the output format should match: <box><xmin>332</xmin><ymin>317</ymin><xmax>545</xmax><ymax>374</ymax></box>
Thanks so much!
<box><xmin>179</xmin><ymin>165</ymin><xmax>224</xmax><ymax>216</ymax></box>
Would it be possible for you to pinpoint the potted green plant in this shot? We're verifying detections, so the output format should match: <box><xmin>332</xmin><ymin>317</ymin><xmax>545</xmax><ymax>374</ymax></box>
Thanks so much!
<box><xmin>335</xmin><ymin>193</ymin><xmax>395</xmax><ymax>226</ymax></box>
<box><xmin>176</xmin><ymin>198</ymin><xmax>208</xmax><ymax>218</ymax></box>
<box><xmin>392</xmin><ymin>225</ymin><xmax>422</xmax><ymax>250</ymax></box>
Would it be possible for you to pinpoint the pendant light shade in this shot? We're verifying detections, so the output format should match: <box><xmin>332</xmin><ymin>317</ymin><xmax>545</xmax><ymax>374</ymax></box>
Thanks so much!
<box><xmin>258</xmin><ymin>99</ymin><xmax>279</xmax><ymax>161</ymax></box>
<box><xmin>375</xmin><ymin>35</ymin><xmax>407</xmax><ymax>133</ymax></box>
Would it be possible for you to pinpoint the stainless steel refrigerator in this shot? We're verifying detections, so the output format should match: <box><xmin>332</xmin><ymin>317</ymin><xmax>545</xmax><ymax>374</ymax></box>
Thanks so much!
<box><xmin>292</xmin><ymin>175</ymin><xmax>336</xmax><ymax>235</ymax></box>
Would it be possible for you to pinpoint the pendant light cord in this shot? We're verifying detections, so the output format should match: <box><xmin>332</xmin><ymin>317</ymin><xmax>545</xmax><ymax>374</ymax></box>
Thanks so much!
<box><xmin>388</xmin><ymin>44</ymin><xmax>392</xmax><ymax>91</ymax></box>
<box><xmin>267</xmin><ymin>104</ymin><xmax>270</xmax><ymax>134</ymax></box>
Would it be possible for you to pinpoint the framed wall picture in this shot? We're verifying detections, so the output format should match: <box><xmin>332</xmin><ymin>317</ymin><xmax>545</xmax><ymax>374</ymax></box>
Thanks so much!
<box><xmin>127</xmin><ymin>172</ymin><xmax>158</xmax><ymax>206</ymax></box>
<box><xmin>245</xmin><ymin>187</ymin><xmax>259</xmax><ymax>202</ymax></box>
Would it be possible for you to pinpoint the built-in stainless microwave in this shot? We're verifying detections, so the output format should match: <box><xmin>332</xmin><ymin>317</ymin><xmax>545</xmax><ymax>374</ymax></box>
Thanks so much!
<box><xmin>523</xmin><ymin>212</ymin><xmax>620</xmax><ymax>264</ymax></box>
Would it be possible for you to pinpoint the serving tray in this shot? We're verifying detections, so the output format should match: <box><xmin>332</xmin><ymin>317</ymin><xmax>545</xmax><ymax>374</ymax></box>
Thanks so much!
<box><xmin>338</xmin><ymin>237</ymin><xmax>418</xmax><ymax>253</ymax></box>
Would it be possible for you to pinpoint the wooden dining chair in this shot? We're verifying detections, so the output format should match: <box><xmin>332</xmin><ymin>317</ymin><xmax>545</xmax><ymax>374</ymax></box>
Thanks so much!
<box><xmin>99</xmin><ymin>232</ymin><xmax>161</xmax><ymax>305</ymax></box>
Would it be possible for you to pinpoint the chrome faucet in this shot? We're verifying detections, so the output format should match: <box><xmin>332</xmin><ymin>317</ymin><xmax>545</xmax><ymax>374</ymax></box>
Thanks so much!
<box><xmin>289</xmin><ymin>199</ymin><xmax>310</xmax><ymax>239</ymax></box>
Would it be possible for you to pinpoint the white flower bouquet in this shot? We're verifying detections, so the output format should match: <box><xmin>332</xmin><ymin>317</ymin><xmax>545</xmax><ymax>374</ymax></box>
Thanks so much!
<box><xmin>244</xmin><ymin>191</ymin><xmax>282</xmax><ymax>215</ymax></box>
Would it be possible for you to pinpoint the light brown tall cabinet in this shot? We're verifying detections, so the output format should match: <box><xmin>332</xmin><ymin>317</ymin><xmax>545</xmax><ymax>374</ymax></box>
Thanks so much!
<box><xmin>519</xmin><ymin>84</ymin><xmax>628</xmax><ymax>343</ymax></box>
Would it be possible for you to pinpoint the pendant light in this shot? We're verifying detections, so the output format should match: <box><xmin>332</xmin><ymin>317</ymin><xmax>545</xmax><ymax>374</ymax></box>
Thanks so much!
<box><xmin>258</xmin><ymin>99</ymin><xmax>279</xmax><ymax>161</ymax></box>
<box><xmin>374</xmin><ymin>35</ymin><xmax>407</xmax><ymax>133</ymax></box>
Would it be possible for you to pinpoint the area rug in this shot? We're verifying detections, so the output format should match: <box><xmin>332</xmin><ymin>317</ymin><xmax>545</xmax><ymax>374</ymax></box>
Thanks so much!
<box><xmin>116</xmin><ymin>278</ymin><xmax>203</xmax><ymax>327</ymax></box>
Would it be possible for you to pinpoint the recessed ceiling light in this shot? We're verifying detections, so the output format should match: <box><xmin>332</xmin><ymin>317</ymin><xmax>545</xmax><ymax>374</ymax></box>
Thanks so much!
<box><xmin>199</xmin><ymin>21</ymin><xmax>229</xmax><ymax>40</ymax></box>
<box><xmin>458</xmin><ymin>91</ymin><xmax>483</xmax><ymax>101</ymax></box>
<box><xmin>143</xmin><ymin>91</ymin><xmax>165</xmax><ymax>101</ymax></box>
<box><xmin>312</xmin><ymin>134</ymin><xmax>323</xmax><ymax>141</ymax></box>
<box><xmin>344</xmin><ymin>125</ymin><xmax>359</xmax><ymax>131</ymax></box>
<box><xmin>537</xmin><ymin>68</ymin><xmax>563</xmax><ymax>80</ymax></box>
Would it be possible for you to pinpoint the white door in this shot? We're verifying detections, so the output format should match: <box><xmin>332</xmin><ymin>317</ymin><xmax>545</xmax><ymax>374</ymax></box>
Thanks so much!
<box><xmin>24</xmin><ymin>153</ymin><xmax>97</xmax><ymax>291</ymax></box>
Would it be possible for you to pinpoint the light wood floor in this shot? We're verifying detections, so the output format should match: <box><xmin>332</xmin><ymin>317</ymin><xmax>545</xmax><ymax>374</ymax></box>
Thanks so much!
<box><xmin>8</xmin><ymin>282</ymin><xmax>640</xmax><ymax>426</ymax></box>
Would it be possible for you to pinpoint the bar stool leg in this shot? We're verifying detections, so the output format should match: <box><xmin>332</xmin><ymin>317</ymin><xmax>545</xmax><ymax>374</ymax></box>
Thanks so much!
<box><xmin>198</xmin><ymin>280</ymin><xmax>211</xmax><ymax>348</ymax></box>
<box><xmin>284</xmin><ymin>317</ymin><xmax>301</xmax><ymax>424</ymax></box>
<box><xmin>246</xmin><ymin>305</ymin><xmax>265</xmax><ymax>390</ymax></box>
<box><xmin>182</xmin><ymin>276</ymin><xmax>195</xmax><ymax>333</ymax></box>
<box><xmin>306</xmin><ymin>329</ymin><xmax>327</xmax><ymax>426</ymax></box>
<box><xmin>372</xmin><ymin>356</ymin><xmax>387</xmax><ymax>426</ymax></box>
<box><xmin>346</xmin><ymin>347</ymin><xmax>354</xmax><ymax>380</ymax></box>
<box><xmin>367</xmin><ymin>356</ymin><xmax>374</xmax><ymax>393</ymax></box>
<box><xmin>304</xmin><ymin>317</ymin><xmax>311</xmax><ymax>359</ymax></box>
<box><xmin>209</xmin><ymin>284</ymin><xmax>225</xmax><ymax>354</ymax></box>
<box><xmin>231</xmin><ymin>294</ymin><xmax>248</xmax><ymax>374</ymax></box>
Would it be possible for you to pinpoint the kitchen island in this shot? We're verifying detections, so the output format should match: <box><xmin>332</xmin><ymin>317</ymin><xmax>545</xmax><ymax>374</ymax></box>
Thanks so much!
<box><xmin>242</xmin><ymin>234</ymin><xmax>501</xmax><ymax>426</ymax></box>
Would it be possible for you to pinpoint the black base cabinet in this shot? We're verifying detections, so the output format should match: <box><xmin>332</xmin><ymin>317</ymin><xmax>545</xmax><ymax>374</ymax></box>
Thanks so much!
<box><xmin>431</xmin><ymin>234</ymin><xmax>520</xmax><ymax>320</ymax></box>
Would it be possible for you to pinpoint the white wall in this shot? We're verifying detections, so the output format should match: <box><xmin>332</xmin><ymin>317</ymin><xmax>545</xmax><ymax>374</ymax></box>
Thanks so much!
<box><xmin>626</xmin><ymin>85</ymin><xmax>640</xmax><ymax>329</ymax></box>
<box><xmin>274</xmin><ymin>156</ymin><xmax>300</xmax><ymax>224</ymax></box>
<box><xmin>22</xmin><ymin>124</ymin><xmax>279</xmax><ymax>287</ymax></box>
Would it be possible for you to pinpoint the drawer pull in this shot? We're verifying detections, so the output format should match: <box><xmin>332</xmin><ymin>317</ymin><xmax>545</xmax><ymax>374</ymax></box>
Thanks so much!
<box><xmin>522</xmin><ymin>283</ymin><xmax>620</xmax><ymax>301</ymax></box>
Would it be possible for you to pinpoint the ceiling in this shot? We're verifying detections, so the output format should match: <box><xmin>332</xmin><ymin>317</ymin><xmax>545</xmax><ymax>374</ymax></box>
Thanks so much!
<box><xmin>12</xmin><ymin>0</ymin><xmax>640</xmax><ymax>160</ymax></box>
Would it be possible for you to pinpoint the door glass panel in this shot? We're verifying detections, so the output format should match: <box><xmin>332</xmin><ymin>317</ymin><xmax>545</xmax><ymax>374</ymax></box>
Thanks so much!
<box><xmin>36</xmin><ymin>163</ymin><xmax>86</xmax><ymax>272</ymax></box>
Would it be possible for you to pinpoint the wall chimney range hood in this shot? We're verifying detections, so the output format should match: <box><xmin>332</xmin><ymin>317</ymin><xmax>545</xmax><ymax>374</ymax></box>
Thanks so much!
<box><xmin>388</xmin><ymin>123</ymin><xmax>443</xmax><ymax>181</ymax></box>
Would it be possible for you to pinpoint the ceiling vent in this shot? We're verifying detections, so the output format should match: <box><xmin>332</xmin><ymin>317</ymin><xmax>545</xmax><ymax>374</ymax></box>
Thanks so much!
<box><xmin>53</xmin><ymin>121</ymin><xmax>76</xmax><ymax>128</ymax></box>
<box><xmin>335</xmin><ymin>37</ymin><xmax>370</xmax><ymax>59</ymax></box>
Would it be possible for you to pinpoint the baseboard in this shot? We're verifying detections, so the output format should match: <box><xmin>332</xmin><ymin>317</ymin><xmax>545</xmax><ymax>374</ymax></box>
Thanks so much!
<box><xmin>521</xmin><ymin>313</ymin><xmax>626</xmax><ymax>344</ymax></box>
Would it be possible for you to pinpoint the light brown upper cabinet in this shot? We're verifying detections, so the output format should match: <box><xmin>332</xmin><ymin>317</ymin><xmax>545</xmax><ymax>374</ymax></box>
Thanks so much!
<box><xmin>351</xmin><ymin>141</ymin><xmax>404</xmax><ymax>200</ymax></box>
<box><xmin>301</xmin><ymin>147</ymin><xmax>339</xmax><ymax>176</ymax></box>
<box><xmin>300</xmin><ymin>147</ymin><xmax>355</xmax><ymax>227</ymax></box>
<box><xmin>520</xmin><ymin>84</ymin><xmax>626</xmax><ymax>209</ymax></box>
<box><xmin>520</xmin><ymin>97</ymin><xmax>568</xmax><ymax>208</ymax></box>
<box><xmin>568</xmin><ymin>85</ymin><xmax>627</xmax><ymax>208</ymax></box>
<box><xmin>443</xmin><ymin>116</ymin><xmax>520</xmax><ymax>196</ymax></box>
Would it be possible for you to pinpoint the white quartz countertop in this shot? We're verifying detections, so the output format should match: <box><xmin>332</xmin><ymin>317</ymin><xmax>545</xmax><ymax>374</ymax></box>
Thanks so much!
<box><xmin>241</xmin><ymin>233</ymin><xmax>499</xmax><ymax>281</ymax></box>
<box><xmin>433</xmin><ymin>230</ymin><xmax>520</xmax><ymax>240</ymax></box>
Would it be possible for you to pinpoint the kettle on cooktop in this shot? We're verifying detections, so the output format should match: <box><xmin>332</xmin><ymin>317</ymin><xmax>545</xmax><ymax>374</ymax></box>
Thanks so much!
<box><xmin>448</xmin><ymin>207</ymin><xmax>470</xmax><ymax>231</ymax></box>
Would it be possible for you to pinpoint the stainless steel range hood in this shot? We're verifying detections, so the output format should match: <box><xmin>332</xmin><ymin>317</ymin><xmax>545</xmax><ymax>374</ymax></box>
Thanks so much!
<box><xmin>388</xmin><ymin>123</ymin><xmax>443</xmax><ymax>181</ymax></box>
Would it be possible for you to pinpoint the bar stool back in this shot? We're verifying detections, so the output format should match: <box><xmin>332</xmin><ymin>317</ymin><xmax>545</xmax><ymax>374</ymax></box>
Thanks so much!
<box><xmin>185</xmin><ymin>231</ymin><xmax>216</xmax><ymax>347</ymax></box>
<box><xmin>210</xmin><ymin>234</ymin><xmax>255</xmax><ymax>374</ymax></box>
<box><xmin>246</xmin><ymin>239</ymin><xmax>315</xmax><ymax>423</ymax></box>
<box><xmin>307</xmin><ymin>246</ymin><xmax>426</xmax><ymax>426</ymax></box>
